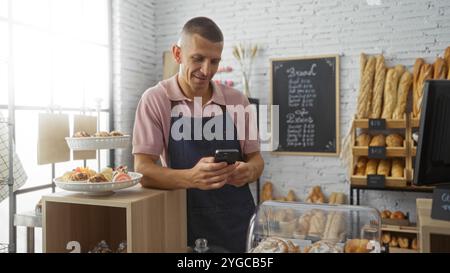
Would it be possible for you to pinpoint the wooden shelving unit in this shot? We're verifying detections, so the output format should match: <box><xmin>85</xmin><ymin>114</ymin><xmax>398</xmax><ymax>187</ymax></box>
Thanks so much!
<box><xmin>42</xmin><ymin>186</ymin><xmax>187</xmax><ymax>253</ymax></box>
<box><xmin>350</xmin><ymin>115</ymin><xmax>409</xmax><ymax>189</ymax></box>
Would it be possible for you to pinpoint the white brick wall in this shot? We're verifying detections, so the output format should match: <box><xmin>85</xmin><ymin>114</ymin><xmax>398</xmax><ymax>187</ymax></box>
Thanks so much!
<box><xmin>115</xmin><ymin>0</ymin><xmax>450</xmax><ymax>220</ymax></box>
<box><xmin>112</xmin><ymin>0</ymin><xmax>157</xmax><ymax>167</ymax></box>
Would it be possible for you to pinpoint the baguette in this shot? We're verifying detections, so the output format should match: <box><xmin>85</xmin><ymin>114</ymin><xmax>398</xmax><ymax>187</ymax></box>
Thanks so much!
<box><xmin>445</xmin><ymin>47</ymin><xmax>450</xmax><ymax>79</ymax></box>
<box><xmin>370</xmin><ymin>55</ymin><xmax>386</xmax><ymax>118</ymax></box>
<box><xmin>360</xmin><ymin>53</ymin><xmax>367</xmax><ymax>84</ymax></box>
<box><xmin>392</xmin><ymin>71</ymin><xmax>412</xmax><ymax>119</ymax></box>
<box><xmin>377</xmin><ymin>159</ymin><xmax>391</xmax><ymax>176</ymax></box>
<box><xmin>381</xmin><ymin>68</ymin><xmax>400</xmax><ymax>119</ymax></box>
<box><xmin>357</xmin><ymin>56</ymin><xmax>376</xmax><ymax>119</ymax></box>
<box><xmin>433</xmin><ymin>57</ymin><xmax>448</xmax><ymax>79</ymax></box>
<box><xmin>412</xmin><ymin>58</ymin><xmax>425</xmax><ymax>118</ymax></box>
<box><xmin>416</xmin><ymin>64</ymin><xmax>434</xmax><ymax>117</ymax></box>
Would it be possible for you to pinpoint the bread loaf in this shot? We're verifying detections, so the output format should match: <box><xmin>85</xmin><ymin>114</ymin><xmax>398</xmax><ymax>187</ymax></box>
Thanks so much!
<box><xmin>433</xmin><ymin>57</ymin><xmax>448</xmax><ymax>79</ymax></box>
<box><xmin>391</xmin><ymin>158</ymin><xmax>405</xmax><ymax>178</ymax></box>
<box><xmin>344</xmin><ymin>239</ymin><xmax>370</xmax><ymax>253</ymax></box>
<box><xmin>366</xmin><ymin>159</ymin><xmax>379</xmax><ymax>175</ymax></box>
<box><xmin>323</xmin><ymin>212</ymin><xmax>346</xmax><ymax>242</ymax></box>
<box><xmin>370</xmin><ymin>55</ymin><xmax>386</xmax><ymax>118</ymax></box>
<box><xmin>377</xmin><ymin>159</ymin><xmax>391</xmax><ymax>176</ymax></box>
<box><xmin>261</xmin><ymin>182</ymin><xmax>273</xmax><ymax>202</ymax></box>
<box><xmin>381</xmin><ymin>68</ymin><xmax>400</xmax><ymax>119</ymax></box>
<box><xmin>381</xmin><ymin>210</ymin><xmax>391</xmax><ymax>219</ymax></box>
<box><xmin>382</xmin><ymin>233</ymin><xmax>391</xmax><ymax>244</ymax></box>
<box><xmin>445</xmin><ymin>47</ymin><xmax>450</xmax><ymax>79</ymax></box>
<box><xmin>392</xmin><ymin>71</ymin><xmax>412</xmax><ymax>119</ymax></box>
<box><xmin>356</xmin><ymin>133</ymin><xmax>371</xmax><ymax>146</ymax></box>
<box><xmin>360</xmin><ymin>53</ymin><xmax>367</xmax><ymax>84</ymax></box>
<box><xmin>412</xmin><ymin>238</ymin><xmax>418</xmax><ymax>250</ymax></box>
<box><xmin>329</xmin><ymin>192</ymin><xmax>346</xmax><ymax>204</ymax></box>
<box><xmin>308</xmin><ymin>210</ymin><xmax>327</xmax><ymax>238</ymax></box>
<box><xmin>357</xmin><ymin>56</ymin><xmax>376</xmax><ymax>118</ymax></box>
<box><xmin>416</xmin><ymin>63</ymin><xmax>434</xmax><ymax>118</ymax></box>
<box><xmin>286</xmin><ymin>190</ymin><xmax>296</xmax><ymax>202</ymax></box>
<box><xmin>369</xmin><ymin>134</ymin><xmax>386</xmax><ymax>147</ymax></box>
<box><xmin>398</xmin><ymin>237</ymin><xmax>409</xmax><ymax>249</ymax></box>
<box><xmin>391</xmin><ymin>210</ymin><xmax>406</xmax><ymax>219</ymax></box>
<box><xmin>355</xmin><ymin>157</ymin><xmax>368</xmax><ymax>176</ymax></box>
<box><xmin>386</xmin><ymin>134</ymin><xmax>404</xmax><ymax>147</ymax></box>
<box><xmin>389</xmin><ymin>236</ymin><xmax>398</xmax><ymax>247</ymax></box>
<box><xmin>412</xmin><ymin>58</ymin><xmax>425</xmax><ymax>118</ymax></box>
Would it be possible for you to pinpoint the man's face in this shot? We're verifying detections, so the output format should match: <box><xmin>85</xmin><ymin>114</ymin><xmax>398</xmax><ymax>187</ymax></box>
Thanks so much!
<box><xmin>175</xmin><ymin>34</ymin><xmax>223</xmax><ymax>93</ymax></box>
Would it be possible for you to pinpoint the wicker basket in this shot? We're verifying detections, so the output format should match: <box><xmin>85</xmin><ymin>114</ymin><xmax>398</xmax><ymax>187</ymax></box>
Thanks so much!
<box><xmin>65</xmin><ymin>135</ymin><xmax>131</xmax><ymax>150</ymax></box>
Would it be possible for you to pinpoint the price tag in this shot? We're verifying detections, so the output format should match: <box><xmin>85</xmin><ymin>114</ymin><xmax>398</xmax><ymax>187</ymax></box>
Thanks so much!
<box><xmin>368</xmin><ymin>146</ymin><xmax>386</xmax><ymax>159</ymax></box>
<box><xmin>369</xmin><ymin>119</ymin><xmax>386</xmax><ymax>130</ymax></box>
<box><xmin>367</xmin><ymin>175</ymin><xmax>385</xmax><ymax>189</ymax></box>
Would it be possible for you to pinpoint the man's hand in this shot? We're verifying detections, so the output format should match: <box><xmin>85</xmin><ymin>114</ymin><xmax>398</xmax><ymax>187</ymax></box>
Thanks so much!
<box><xmin>227</xmin><ymin>161</ymin><xmax>256</xmax><ymax>187</ymax></box>
<box><xmin>187</xmin><ymin>157</ymin><xmax>237</xmax><ymax>190</ymax></box>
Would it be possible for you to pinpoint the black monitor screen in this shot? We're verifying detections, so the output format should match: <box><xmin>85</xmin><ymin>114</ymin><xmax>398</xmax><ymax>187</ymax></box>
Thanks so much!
<box><xmin>414</xmin><ymin>80</ymin><xmax>450</xmax><ymax>185</ymax></box>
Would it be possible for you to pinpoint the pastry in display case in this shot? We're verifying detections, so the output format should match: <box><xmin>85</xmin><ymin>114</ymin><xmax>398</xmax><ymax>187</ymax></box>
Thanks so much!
<box><xmin>247</xmin><ymin>201</ymin><xmax>382</xmax><ymax>253</ymax></box>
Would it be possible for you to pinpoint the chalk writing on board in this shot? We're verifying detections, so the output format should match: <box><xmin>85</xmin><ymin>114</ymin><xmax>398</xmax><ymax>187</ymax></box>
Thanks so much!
<box><xmin>271</xmin><ymin>55</ymin><xmax>339</xmax><ymax>155</ymax></box>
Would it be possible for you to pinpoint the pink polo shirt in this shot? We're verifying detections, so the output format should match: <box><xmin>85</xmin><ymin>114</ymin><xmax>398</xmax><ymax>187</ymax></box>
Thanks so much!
<box><xmin>132</xmin><ymin>75</ymin><xmax>260</xmax><ymax>167</ymax></box>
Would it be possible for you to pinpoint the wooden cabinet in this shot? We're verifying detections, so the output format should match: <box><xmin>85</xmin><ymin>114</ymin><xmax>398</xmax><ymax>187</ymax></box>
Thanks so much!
<box><xmin>417</xmin><ymin>198</ymin><xmax>450</xmax><ymax>253</ymax></box>
<box><xmin>42</xmin><ymin>186</ymin><xmax>186</xmax><ymax>253</ymax></box>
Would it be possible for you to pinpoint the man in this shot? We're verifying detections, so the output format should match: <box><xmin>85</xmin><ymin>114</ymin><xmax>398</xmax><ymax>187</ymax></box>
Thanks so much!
<box><xmin>132</xmin><ymin>17</ymin><xmax>264</xmax><ymax>253</ymax></box>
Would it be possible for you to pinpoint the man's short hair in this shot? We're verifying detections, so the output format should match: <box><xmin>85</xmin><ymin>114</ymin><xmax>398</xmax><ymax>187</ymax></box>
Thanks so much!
<box><xmin>182</xmin><ymin>17</ymin><xmax>223</xmax><ymax>43</ymax></box>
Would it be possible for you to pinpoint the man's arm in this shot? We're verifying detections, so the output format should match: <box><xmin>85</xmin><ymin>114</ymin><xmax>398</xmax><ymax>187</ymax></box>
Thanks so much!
<box><xmin>134</xmin><ymin>154</ymin><xmax>237</xmax><ymax>190</ymax></box>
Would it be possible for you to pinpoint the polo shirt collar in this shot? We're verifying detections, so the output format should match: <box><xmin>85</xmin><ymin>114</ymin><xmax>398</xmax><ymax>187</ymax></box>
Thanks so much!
<box><xmin>166</xmin><ymin>74</ymin><xmax>226</xmax><ymax>106</ymax></box>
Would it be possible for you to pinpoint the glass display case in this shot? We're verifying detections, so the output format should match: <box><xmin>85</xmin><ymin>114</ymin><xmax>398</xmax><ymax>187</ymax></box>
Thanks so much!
<box><xmin>246</xmin><ymin>201</ymin><xmax>382</xmax><ymax>253</ymax></box>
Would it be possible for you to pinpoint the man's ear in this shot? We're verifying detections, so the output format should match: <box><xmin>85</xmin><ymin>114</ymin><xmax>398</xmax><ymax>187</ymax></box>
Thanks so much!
<box><xmin>172</xmin><ymin>44</ymin><xmax>182</xmax><ymax>64</ymax></box>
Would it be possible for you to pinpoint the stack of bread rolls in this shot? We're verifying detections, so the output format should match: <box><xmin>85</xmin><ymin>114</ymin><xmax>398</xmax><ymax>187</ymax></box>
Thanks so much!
<box><xmin>354</xmin><ymin>157</ymin><xmax>405</xmax><ymax>178</ymax></box>
<box><xmin>355</xmin><ymin>133</ymin><xmax>404</xmax><ymax>147</ymax></box>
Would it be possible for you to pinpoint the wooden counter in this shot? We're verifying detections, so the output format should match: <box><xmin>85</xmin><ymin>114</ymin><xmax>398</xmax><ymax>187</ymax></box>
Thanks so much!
<box><xmin>42</xmin><ymin>185</ymin><xmax>186</xmax><ymax>253</ymax></box>
<box><xmin>417</xmin><ymin>198</ymin><xmax>450</xmax><ymax>253</ymax></box>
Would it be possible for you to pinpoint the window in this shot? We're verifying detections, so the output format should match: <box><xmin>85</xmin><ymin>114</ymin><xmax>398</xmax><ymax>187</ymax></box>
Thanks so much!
<box><xmin>0</xmin><ymin>0</ymin><xmax>111</xmax><ymax>252</ymax></box>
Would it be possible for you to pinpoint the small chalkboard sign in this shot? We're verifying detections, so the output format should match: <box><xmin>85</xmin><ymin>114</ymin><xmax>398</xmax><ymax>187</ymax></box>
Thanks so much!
<box><xmin>431</xmin><ymin>185</ymin><xmax>450</xmax><ymax>221</ymax></box>
<box><xmin>271</xmin><ymin>55</ymin><xmax>340</xmax><ymax>156</ymax></box>
<box><xmin>368</xmin><ymin>146</ymin><xmax>387</xmax><ymax>159</ymax></box>
<box><xmin>367</xmin><ymin>175</ymin><xmax>385</xmax><ymax>188</ymax></box>
<box><xmin>369</xmin><ymin>119</ymin><xmax>386</xmax><ymax>131</ymax></box>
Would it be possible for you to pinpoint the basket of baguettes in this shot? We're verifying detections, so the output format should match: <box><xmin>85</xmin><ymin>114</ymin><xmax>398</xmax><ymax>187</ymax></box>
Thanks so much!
<box><xmin>355</xmin><ymin>46</ymin><xmax>450</xmax><ymax>123</ymax></box>
<box><xmin>54</xmin><ymin>166</ymin><xmax>142</xmax><ymax>195</ymax></box>
<box><xmin>65</xmin><ymin>130</ymin><xmax>131</xmax><ymax>150</ymax></box>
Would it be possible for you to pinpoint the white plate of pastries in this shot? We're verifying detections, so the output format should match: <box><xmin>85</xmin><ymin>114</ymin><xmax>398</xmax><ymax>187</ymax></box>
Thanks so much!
<box><xmin>66</xmin><ymin>131</ymin><xmax>130</xmax><ymax>150</ymax></box>
<box><xmin>54</xmin><ymin>166</ymin><xmax>142</xmax><ymax>196</ymax></box>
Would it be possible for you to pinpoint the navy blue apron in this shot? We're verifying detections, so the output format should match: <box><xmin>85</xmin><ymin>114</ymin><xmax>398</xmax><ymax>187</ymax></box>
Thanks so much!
<box><xmin>168</xmin><ymin>101</ymin><xmax>255</xmax><ymax>253</ymax></box>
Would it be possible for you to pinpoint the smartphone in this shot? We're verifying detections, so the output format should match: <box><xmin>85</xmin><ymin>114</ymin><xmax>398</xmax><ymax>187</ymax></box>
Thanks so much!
<box><xmin>214</xmin><ymin>149</ymin><xmax>240</xmax><ymax>165</ymax></box>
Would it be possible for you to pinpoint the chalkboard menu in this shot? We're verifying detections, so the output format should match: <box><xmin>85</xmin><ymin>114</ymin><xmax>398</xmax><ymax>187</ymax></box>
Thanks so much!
<box><xmin>271</xmin><ymin>55</ymin><xmax>340</xmax><ymax>155</ymax></box>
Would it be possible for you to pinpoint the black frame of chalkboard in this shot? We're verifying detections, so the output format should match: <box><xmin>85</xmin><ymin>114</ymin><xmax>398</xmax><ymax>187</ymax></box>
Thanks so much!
<box><xmin>270</xmin><ymin>54</ymin><xmax>340</xmax><ymax>156</ymax></box>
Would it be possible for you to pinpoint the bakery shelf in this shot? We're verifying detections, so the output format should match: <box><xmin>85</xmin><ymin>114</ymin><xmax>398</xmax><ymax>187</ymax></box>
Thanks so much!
<box><xmin>389</xmin><ymin>247</ymin><xmax>418</xmax><ymax>253</ymax></box>
<box><xmin>381</xmin><ymin>225</ymin><xmax>417</xmax><ymax>234</ymax></box>
<box><xmin>350</xmin><ymin>183</ymin><xmax>434</xmax><ymax>193</ymax></box>
<box><xmin>353</xmin><ymin>117</ymin><xmax>407</xmax><ymax>129</ymax></box>
<box><xmin>410</xmin><ymin>113</ymin><xmax>420</xmax><ymax>128</ymax></box>
<box><xmin>352</xmin><ymin>146</ymin><xmax>407</xmax><ymax>157</ymax></box>
<box><xmin>351</xmin><ymin>175</ymin><xmax>407</xmax><ymax>188</ymax></box>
